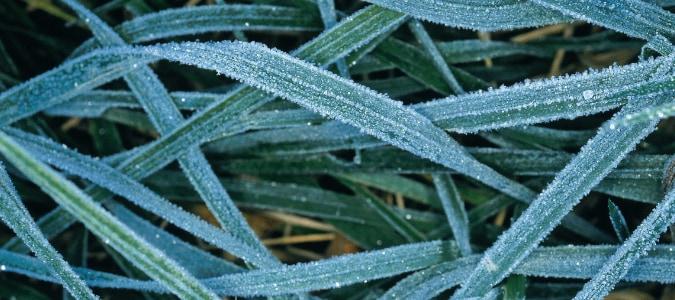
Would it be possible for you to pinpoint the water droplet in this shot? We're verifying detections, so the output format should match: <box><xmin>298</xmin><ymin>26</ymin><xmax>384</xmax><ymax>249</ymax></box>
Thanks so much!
<box><xmin>0</xmin><ymin>265</ymin><xmax>6</xmax><ymax>271</ymax></box>
<box><xmin>582</xmin><ymin>90</ymin><xmax>594</xmax><ymax>100</ymax></box>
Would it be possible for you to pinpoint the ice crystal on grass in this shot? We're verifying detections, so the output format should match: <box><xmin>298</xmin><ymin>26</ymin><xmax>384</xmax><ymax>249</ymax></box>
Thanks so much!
<box><xmin>0</xmin><ymin>0</ymin><xmax>674</xmax><ymax>298</ymax></box>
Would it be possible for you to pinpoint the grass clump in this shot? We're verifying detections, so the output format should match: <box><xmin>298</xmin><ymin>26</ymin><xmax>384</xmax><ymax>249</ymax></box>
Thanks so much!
<box><xmin>0</xmin><ymin>0</ymin><xmax>673</xmax><ymax>299</ymax></box>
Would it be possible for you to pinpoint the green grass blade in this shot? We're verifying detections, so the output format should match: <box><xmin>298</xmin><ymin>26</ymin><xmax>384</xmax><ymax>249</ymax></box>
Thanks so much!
<box><xmin>0</xmin><ymin>241</ymin><xmax>458</xmax><ymax>295</ymax></box>
<box><xmin>451</xmin><ymin>83</ymin><xmax>674</xmax><ymax>299</ymax></box>
<box><xmin>408</xmin><ymin>19</ymin><xmax>464</xmax><ymax>94</ymax></box>
<box><xmin>372</xmin><ymin>38</ymin><xmax>488</xmax><ymax>94</ymax></box>
<box><xmin>61</xmin><ymin>0</ymin><xmax>274</xmax><ymax>262</ymax></box>
<box><xmin>8</xmin><ymin>4</ymin><xmax>408</xmax><ymax>251</ymax></box>
<box><xmin>316</xmin><ymin>0</ymin><xmax>350</xmax><ymax>78</ymax></box>
<box><xmin>5</xmin><ymin>128</ymin><xmax>276</xmax><ymax>267</ymax></box>
<box><xmin>380</xmin><ymin>244</ymin><xmax>675</xmax><ymax>299</ymax></box>
<box><xmin>363</xmin><ymin>0</ymin><xmax>572</xmax><ymax>31</ymax></box>
<box><xmin>503</xmin><ymin>275</ymin><xmax>527</xmax><ymax>300</ymax></box>
<box><xmin>144</xmin><ymin>41</ymin><xmax>535</xmax><ymax>203</ymax></box>
<box><xmin>107</xmin><ymin>202</ymin><xmax>242</xmax><ymax>277</ymax></box>
<box><xmin>0</xmin><ymin>164</ymin><xmax>97</xmax><ymax>299</ymax></box>
<box><xmin>341</xmin><ymin>179</ymin><xmax>427</xmax><ymax>243</ymax></box>
<box><xmin>2</xmin><ymin>243</ymin><xmax>675</xmax><ymax>296</ymax></box>
<box><xmin>432</xmin><ymin>174</ymin><xmax>471</xmax><ymax>256</ymax></box>
<box><xmin>0</xmin><ymin>131</ymin><xmax>219</xmax><ymax>299</ymax></box>
<box><xmin>608</xmin><ymin>200</ymin><xmax>631</xmax><ymax>241</ymax></box>
<box><xmin>574</xmin><ymin>184</ymin><xmax>675</xmax><ymax>299</ymax></box>
<box><xmin>530</xmin><ymin>0</ymin><xmax>675</xmax><ymax>40</ymax></box>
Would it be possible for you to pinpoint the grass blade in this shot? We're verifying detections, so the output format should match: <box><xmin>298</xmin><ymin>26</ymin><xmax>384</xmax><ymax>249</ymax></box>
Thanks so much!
<box><xmin>451</xmin><ymin>80</ymin><xmax>673</xmax><ymax>298</ymax></box>
<box><xmin>380</xmin><ymin>244</ymin><xmax>675</xmax><ymax>299</ymax></box>
<box><xmin>530</xmin><ymin>0</ymin><xmax>675</xmax><ymax>40</ymax></box>
<box><xmin>408</xmin><ymin>19</ymin><xmax>464</xmax><ymax>94</ymax></box>
<box><xmin>503</xmin><ymin>275</ymin><xmax>527</xmax><ymax>300</ymax></box>
<box><xmin>74</xmin><ymin>4</ymin><xmax>321</xmax><ymax>55</ymax></box>
<box><xmin>8</xmin><ymin>4</ymin><xmax>408</xmax><ymax>251</ymax></box>
<box><xmin>574</xmin><ymin>184</ymin><xmax>675</xmax><ymax>299</ymax></box>
<box><xmin>144</xmin><ymin>41</ymin><xmax>536</xmax><ymax>204</ymax></box>
<box><xmin>5</xmin><ymin>128</ymin><xmax>275</xmax><ymax>267</ymax></box>
<box><xmin>341</xmin><ymin>179</ymin><xmax>427</xmax><ymax>243</ymax></box>
<box><xmin>0</xmin><ymin>131</ymin><xmax>219</xmax><ymax>299</ymax></box>
<box><xmin>61</xmin><ymin>0</ymin><xmax>274</xmax><ymax>263</ymax></box>
<box><xmin>608</xmin><ymin>200</ymin><xmax>631</xmax><ymax>241</ymax></box>
<box><xmin>363</xmin><ymin>0</ymin><xmax>571</xmax><ymax>31</ymax></box>
<box><xmin>316</xmin><ymin>0</ymin><xmax>350</xmax><ymax>78</ymax></box>
<box><xmin>432</xmin><ymin>174</ymin><xmax>472</xmax><ymax>256</ymax></box>
<box><xmin>0</xmin><ymin>164</ymin><xmax>96</xmax><ymax>299</ymax></box>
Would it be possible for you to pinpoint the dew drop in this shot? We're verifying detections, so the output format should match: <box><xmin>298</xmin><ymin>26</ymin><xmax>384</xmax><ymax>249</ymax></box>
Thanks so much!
<box><xmin>582</xmin><ymin>89</ymin><xmax>594</xmax><ymax>100</ymax></box>
<box><xmin>0</xmin><ymin>265</ymin><xmax>6</xmax><ymax>271</ymax></box>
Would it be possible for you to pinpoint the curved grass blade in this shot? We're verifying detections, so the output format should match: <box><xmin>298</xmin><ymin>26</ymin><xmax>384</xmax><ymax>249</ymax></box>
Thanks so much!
<box><xmin>206</xmin><ymin>56</ymin><xmax>673</xmax><ymax>156</ymax></box>
<box><xmin>7</xmin><ymin>4</ymin><xmax>408</xmax><ymax>251</ymax></box>
<box><xmin>530</xmin><ymin>0</ymin><xmax>675</xmax><ymax>40</ymax></box>
<box><xmin>204</xmin><ymin>240</ymin><xmax>457</xmax><ymax>296</ymax></box>
<box><xmin>60</xmin><ymin>0</ymin><xmax>274</xmax><ymax>263</ymax></box>
<box><xmin>0</xmin><ymin>164</ymin><xmax>97</xmax><ymax>299</ymax></box>
<box><xmin>0</xmin><ymin>131</ymin><xmax>219</xmax><ymax>300</ymax></box>
<box><xmin>608</xmin><ymin>200</ymin><xmax>630</xmax><ymax>241</ymax></box>
<box><xmin>363</xmin><ymin>0</ymin><xmax>572</xmax><ymax>31</ymax></box>
<box><xmin>451</xmin><ymin>81</ymin><xmax>674</xmax><ymax>299</ymax></box>
<box><xmin>143</xmin><ymin>41</ymin><xmax>535</xmax><ymax>203</ymax></box>
<box><xmin>8</xmin><ymin>39</ymin><xmax>532</xmax><ymax>233</ymax></box>
<box><xmin>574</xmin><ymin>184</ymin><xmax>675</xmax><ymax>299</ymax></box>
<box><xmin>5</xmin><ymin>127</ymin><xmax>276</xmax><ymax>268</ymax></box>
<box><xmin>432</xmin><ymin>174</ymin><xmax>471</xmax><ymax>256</ymax></box>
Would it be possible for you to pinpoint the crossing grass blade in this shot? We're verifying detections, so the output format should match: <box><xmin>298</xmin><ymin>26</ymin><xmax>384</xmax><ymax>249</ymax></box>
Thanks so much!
<box><xmin>574</xmin><ymin>183</ymin><xmax>675</xmax><ymax>299</ymax></box>
<box><xmin>380</xmin><ymin>244</ymin><xmax>675</xmax><ymax>299</ymax></box>
<box><xmin>5</xmin><ymin>127</ymin><xmax>276</xmax><ymax>267</ymax></box>
<box><xmin>530</xmin><ymin>0</ymin><xmax>675</xmax><ymax>40</ymax></box>
<box><xmin>6</xmin><ymin>4</ymin><xmax>409</xmax><ymax>252</ymax></box>
<box><xmin>60</xmin><ymin>0</ymin><xmax>275</xmax><ymax>263</ymax></box>
<box><xmin>0</xmin><ymin>164</ymin><xmax>96</xmax><ymax>299</ymax></box>
<box><xmin>2</xmin><ymin>1</ymin><xmax>674</xmax><ymax>298</ymax></box>
<box><xmin>0</xmin><ymin>131</ymin><xmax>219</xmax><ymax>300</ymax></box>
<box><xmin>451</xmin><ymin>81</ymin><xmax>674</xmax><ymax>299</ymax></box>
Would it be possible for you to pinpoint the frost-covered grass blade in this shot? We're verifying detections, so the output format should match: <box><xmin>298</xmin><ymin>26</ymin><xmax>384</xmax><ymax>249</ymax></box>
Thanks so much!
<box><xmin>0</xmin><ymin>131</ymin><xmax>219</xmax><ymax>299</ymax></box>
<box><xmin>0</xmin><ymin>164</ymin><xmax>96</xmax><ymax>299</ymax></box>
